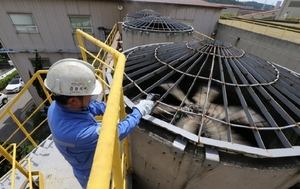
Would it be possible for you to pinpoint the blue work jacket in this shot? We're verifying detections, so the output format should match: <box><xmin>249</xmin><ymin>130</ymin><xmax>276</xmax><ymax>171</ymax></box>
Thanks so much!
<box><xmin>47</xmin><ymin>100</ymin><xmax>142</xmax><ymax>188</ymax></box>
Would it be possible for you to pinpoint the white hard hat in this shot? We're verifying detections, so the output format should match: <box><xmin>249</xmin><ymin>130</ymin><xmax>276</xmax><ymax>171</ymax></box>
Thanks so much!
<box><xmin>44</xmin><ymin>58</ymin><xmax>102</xmax><ymax>96</ymax></box>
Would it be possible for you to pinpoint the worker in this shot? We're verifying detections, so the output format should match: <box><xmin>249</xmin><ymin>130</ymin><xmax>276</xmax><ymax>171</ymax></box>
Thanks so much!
<box><xmin>44</xmin><ymin>58</ymin><xmax>154</xmax><ymax>188</ymax></box>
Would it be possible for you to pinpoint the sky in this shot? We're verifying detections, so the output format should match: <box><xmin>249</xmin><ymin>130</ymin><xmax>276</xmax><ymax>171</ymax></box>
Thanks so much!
<box><xmin>238</xmin><ymin>0</ymin><xmax>282</xmax><ymax>6</ymax></box>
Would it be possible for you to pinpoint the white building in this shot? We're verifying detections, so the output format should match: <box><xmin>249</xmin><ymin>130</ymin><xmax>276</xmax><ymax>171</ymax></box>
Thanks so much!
<box><xmin>277</xmin><ymin>0</ymin><xmax>300</xmax><ymax>20</ymax></box>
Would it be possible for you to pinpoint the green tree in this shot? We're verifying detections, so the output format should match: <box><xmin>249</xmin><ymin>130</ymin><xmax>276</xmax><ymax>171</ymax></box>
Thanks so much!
<box><xmin>29</xmin><ymin>51</ymin><xmax>50</xmax><ymax>106</ymax></box>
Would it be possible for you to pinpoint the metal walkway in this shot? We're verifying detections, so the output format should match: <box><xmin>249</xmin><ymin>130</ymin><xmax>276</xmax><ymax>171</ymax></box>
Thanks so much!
<box><xmin>219</xmin><ymin>19</ymin><xmax>300</xmax><ymax>44</ymax></box>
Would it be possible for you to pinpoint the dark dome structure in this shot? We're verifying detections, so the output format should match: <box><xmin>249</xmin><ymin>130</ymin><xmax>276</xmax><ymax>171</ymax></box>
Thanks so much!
<box><xmin>122</xmin><ymin>16</ymin><xmax>194</xmax><ymax>50</ymax></box>
<box><xmin>124</xmin><ymin>9</ymin><xmax>162</xmax><ymax>21</ymax></box>
<box><xmin>122</xmin><ymin>16</ymin><xmax>194</xmax><ymax>33</ymax></box>
<box><xmin>122</xmin><ymin>39</ymin><xmax>300</xmax><ymax>157</ymax></box>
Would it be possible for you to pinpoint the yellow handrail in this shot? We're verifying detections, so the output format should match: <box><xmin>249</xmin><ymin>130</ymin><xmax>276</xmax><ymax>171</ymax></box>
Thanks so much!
<box><xmin>91</xmin><ymin>23</ymin><xmax>119</xmax><ymax>68</ymax></box>
<box><xmin>0</xmin><ymin>69</ymin><xmax>51</xmax><ymax>188</ymax></box>
<box><xmin>0</xmin><ymin>144</ymin><xmax>41</xmax><ymax>189</ymax></box>
<box><xmin>193</xmin><ymin>30</ymin><xmax>214</xmax><ymax>41</ymax></box>
<box><xmin>0</xmin><ymin>25</ymin><xmax>213</xmax><ymax>189</ymax></box>
<box><xmin>0</xmin><ymin>27</ymin><xmax>128</xmax><ymax>189</ymax></box>
<box><xmin>76</xmin><ymin>29</ymin><xmax>128</xmax><ymax>189</ymax></box>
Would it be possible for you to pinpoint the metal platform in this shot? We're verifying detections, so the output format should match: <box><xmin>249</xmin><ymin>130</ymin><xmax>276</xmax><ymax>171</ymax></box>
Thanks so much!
<box><xmin>219</xmin><ymin>19</ymin><xmax>300</xmax><ymax>44</ymax></box>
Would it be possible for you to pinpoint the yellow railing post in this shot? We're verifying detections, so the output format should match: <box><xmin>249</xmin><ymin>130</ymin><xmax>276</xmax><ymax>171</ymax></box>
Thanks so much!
<box><xmin>280</xmin><ymin>29</ymin><xmax>287</xmax><ymax>39</ymax></box>
<box><xmin>75</xmin><ymin>29</ymin><xmax>129</xmax><ymax>189</ymax></box>
<box><xmin>0</xmin><ymin>145</ymin><xmax>29</xmax><ymax>183</ymax></box>
<box><xmin>91</xmin><ymin>24</ymin><xmax>118</xmax><ymax>68</ymax></box>
<box><xmin>250</xmin><ymin>23</ymin><xmax>255</xmax><ymax>31</ymax></box>
<box><xmin>112</xmin><ymin>131</ymin><xmax>123</xmax><ymax>189</ymax></box>
<box><xmin>0</xmin><ymin>69</ymin><xmax>52</xmax><ymax>189</ymax></box>
<box><xmin>264</xmin><ymin>25</ymin><xmax>269</xmax><ymax>34</ymax></box>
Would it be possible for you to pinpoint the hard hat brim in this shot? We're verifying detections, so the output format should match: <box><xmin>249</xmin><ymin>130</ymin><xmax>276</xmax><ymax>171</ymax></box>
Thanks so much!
<box><xmin>91</xmin><ymin>80</ymin><xmax>102</xmax><ymax>95</ymax></box>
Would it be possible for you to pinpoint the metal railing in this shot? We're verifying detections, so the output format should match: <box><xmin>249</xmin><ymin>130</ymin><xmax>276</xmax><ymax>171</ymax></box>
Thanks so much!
<box><xmin>219</xmin><ymin>17</ymin><xmax>300</xmax><ymax>43</ymax></box>
<box><xmin>0</xmin><ymin>144</ymin><xmax>44</xmax><ymax>189</ymax></box>
<box><xmin>91</xmin><ymin>23</ymin><xmax>119</xmax><ymax>69</ymax></box>
<box><xmin>76</xmin><ymin>29</ymin><xmax>129</xmax><ymax>189</ymax></box>
<box><xmin>0</xmin><ymin>25</ymin><xmax>214</xmax><ymax>188</ymax></box>
<box><xmin>193</xmin><ymin>30</ymin><xmax>214</xmax><ymax>41</ymax></box>
<box><xmin>0</xmin><ymin>69</ymin><xmax>50</xmax><ymax>189</ymax></box>
<box><xmin>0</xmin><ymin>28</ymin><xmax>128</xmax><ymax>189</ymax></box>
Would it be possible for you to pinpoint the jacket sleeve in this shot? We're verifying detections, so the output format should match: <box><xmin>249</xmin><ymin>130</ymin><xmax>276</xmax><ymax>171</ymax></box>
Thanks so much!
<box><xmin>118</xmin><ymin>108</ymin><xmax>142</xmax><ymax>140</ymax></box>
<box><xmin>89</xmin><ymin>101</ymin><xmax>106</xmax><ymax>116</ymax></box>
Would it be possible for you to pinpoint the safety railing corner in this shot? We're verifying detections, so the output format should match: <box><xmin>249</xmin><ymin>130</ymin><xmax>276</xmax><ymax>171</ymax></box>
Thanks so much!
<box><xmin>0</xmin><ymin>144</ymin><xmax>43</xmax><ymax>189</ymax></box>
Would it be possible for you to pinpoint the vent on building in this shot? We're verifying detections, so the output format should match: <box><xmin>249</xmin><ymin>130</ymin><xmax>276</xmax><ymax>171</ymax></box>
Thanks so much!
<box><xmin>121</xmin><ymin>39</ymin><xmax>300</xmax><ymax>158</ymax></box>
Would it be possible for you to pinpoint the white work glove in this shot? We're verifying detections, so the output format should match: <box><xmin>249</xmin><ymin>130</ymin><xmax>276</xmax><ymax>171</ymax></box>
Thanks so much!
<box><xmin>134</xmin><ymin>100</ymin><xmax>154</xmax><ymax>116</ymax></box>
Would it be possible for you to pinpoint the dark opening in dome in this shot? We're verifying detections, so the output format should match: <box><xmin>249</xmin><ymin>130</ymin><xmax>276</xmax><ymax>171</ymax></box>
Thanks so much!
<box><xmin>120</xmin><ymin>40</ymin><xmax>300</xmax><ymax>157</ymax></box>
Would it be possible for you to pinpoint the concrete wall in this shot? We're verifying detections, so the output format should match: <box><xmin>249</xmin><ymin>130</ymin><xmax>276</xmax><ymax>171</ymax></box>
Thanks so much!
<box><xmin>122</xmin><ymin>29</ymin><xmax>193</xmax><ymax>51</ymax></box>
<box><xmin>129</xmin><ymin>121</ymin><xmax>300</xmax><ymax>189</ymax></box>
<box><xmin>215</xmin><ymin>23</ymin><xmax>300</xmax><ymax>73</ymax></box>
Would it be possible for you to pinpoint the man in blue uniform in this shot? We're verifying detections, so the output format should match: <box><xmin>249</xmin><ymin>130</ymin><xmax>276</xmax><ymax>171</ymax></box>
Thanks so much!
<box><xmin>44</xmin><ymin>58</ymin><xmax>154</xmax><ymax>188</ymax></box>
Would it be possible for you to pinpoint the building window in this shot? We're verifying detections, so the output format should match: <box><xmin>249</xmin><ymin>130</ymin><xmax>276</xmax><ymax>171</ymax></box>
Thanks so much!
<box><xmin>289</xmin><ymin>1</ymin><xmax>300</xmax><ymax>7</ymax></box>
<box><xmin>69</xmin><ymin>16</ymin><xmax>93</xmax><ymax>33</ymax></box>
<box><xmin>9</xmin><ymin>14</ymin><xmax>38</xmax><ymax>33</ymax></box>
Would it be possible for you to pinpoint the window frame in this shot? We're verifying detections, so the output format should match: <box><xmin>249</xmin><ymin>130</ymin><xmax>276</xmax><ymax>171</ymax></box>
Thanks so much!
<box><xmin>69</xmin><ymin>16</ymin><xmax>93</xmax><ymax>34</ymax></box>
<box><xmin>8</xmin><ymin>13</ymin><xmax>38</xmax><ymax>33</ymax></box>
<box><xmin>289</xmin><ymin>1</ymin><xmax>300</xmax><ymax>7</ymax></box>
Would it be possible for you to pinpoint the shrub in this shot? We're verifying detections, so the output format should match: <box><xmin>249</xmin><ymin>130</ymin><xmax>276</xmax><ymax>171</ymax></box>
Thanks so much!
<box><xmin>0</xmin><ymin>70</ymin><xmax>19</xmax><ymax>92</ymax></box>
